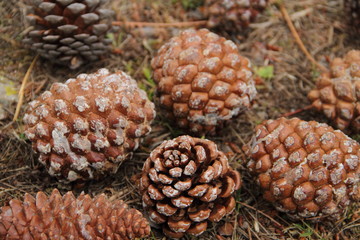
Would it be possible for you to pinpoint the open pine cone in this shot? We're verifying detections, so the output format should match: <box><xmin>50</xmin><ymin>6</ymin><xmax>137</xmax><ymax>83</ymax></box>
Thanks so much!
<box><xmin>201</xmin><ymin>0</ymin><xmax>269</xmax><ymax>31</ymax></box>
<box><xmin>308</xmin><ymin>50</ymin><xmax>360</xmax><ymax>132</ymax></box>
<box><xmin>0</xmin><ymin>189</ymin><xmax>151</xmax><ymax>240</ymax></box>
<box><xmin>139</xmin><ymin>135</ymin><xmax>241</xmax><ymax>238</ymax></box>
<box><xmin>246</xmin><ymin>117</ymin><xmax>360</xmax><ymax>220</ymax></box>
<box><xmin>151</xmin><ymin>28</ymin><xmax>256</xmax><ymax>135</ymax></box>
<box><xmin>24</xmin><ymin>68</ymin><xmax>156</xmax><ymax>182</ymax></box>
<box><xmin>23</xmin><ymin>0</ymin><xmax>114</xmax><ymax>68</ymax></box>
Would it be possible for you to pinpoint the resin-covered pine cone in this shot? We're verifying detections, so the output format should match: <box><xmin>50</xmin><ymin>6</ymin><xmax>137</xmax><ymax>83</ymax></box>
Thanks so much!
<box><xmin>139</xmin><ymin>135</ymin><xmax>241</xmax><ymax>238</ymax></box>
<box><xmin>0</xmin><ymin>189</ymin><xmax>151</xmax><ymax>240</ymax></box>
<box><xmin>308</xmin><ymin>50</ymin><xmax>360</xmax><ymax>132</ymax></box>
<box><xmin>24</xmin><ymin>68</ymin><xmax>156</xmax><ymax>182</ymax></box>
<box><xmin>246</xmin><ymin>117</ymin><xmax>360</xmax><ymax>220</ymax></box>
<box><xmin>201</xmin><ymin>0</ymin><xmax>269</xmax><ymax>31</ymax></box>
<box><xmin>151</xmin><ymin>29</ymin><xmax>256</xmax><ymax>135</ymax></box>
<box><xmin>23</xmin><ymin>0</ymin><xmax>114</xmax><ymax>68</ymax></box>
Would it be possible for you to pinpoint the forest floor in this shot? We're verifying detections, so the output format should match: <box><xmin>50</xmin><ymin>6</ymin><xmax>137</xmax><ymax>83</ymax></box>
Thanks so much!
<box><xmin>0</xmin><ymin>0</ymin><xmax>359</xmax><ymax>239</ymax></box>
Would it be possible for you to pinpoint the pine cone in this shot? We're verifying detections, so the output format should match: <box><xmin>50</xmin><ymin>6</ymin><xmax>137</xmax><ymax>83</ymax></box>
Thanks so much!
<box><xmin>308</xmin><ymin>50</ymin><xmax>360</xmax><ymax>132</ymax></box>
<box><xmin>0</xmin><ymin>189</ymin><xmax>151</xmax><ymax>240</ymax></box>
<box><xmin>23</xmin><ymin>0</ymin><xmax>114</xmax><ymax>68</ymax></box>
<box><xmin>151</xmin><ymin>29</ymin><xmax>256</xmax><ymax>135</ymax></box>
<box><xmin>201</xmin><ymin>0</ymin><xmax>269</xmax><ymax>31</ymax></box>
<box><xmin>246</xmin><ymin>117</ymin><xmax>360</xmax><ymax>220</ymax></box>
<box><xmin>23</xmin><ymin>68</ymin><xmax>156</xmax><ymax>182</ymax></box>
<box><xmin>345</xmin><ymin>0</ymin><xmax>360</xmax><ymax>35</ymax></box>
<box><xmin>139</xmin><ymin>135</ymin><xmax>241</xmax><ymax>238</ymax></box>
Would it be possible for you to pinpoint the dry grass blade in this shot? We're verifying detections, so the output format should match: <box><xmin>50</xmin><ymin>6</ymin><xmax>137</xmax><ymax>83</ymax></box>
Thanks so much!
<box><xmin>275</xmin><ymin>1</ymin><xmax>327</xmax><ymax>72</ymax></box>
<box><xmin>112</xmin><ymin>20</ymin><xmax>207</xmax><ymax>28</ymax></box>
<box><xmin>237</xmin><ymin>201</ymin><xmax>282</xmax><ymax>228</ymax></box>
<box><xmin>12</xmin><ymin>55</ymin><xmax>39</xmax><ymax>122</ymax></box>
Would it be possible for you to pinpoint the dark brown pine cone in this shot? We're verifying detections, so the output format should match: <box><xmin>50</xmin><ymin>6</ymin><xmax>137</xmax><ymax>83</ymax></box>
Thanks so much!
<box><xmin>201</xmin><ymin>0</ymin><xmax>269</xmax><ymax>31</ymax></box>
<box><xmin>139</xmin><ymin>135</ymin><xmax>241</xmax><ymax>238</ymax></box>
<box><xmin>23</xmin><ymin>0</ymin><xmax>114</xmax><ymax>68</ymax></box>
<box><xmin>0</xmin><ymin>189</ymin><xmax>151</xmax><ymax>240</ymax></box>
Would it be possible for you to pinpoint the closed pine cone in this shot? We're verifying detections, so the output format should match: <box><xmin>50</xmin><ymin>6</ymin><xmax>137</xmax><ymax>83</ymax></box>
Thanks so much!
<box><xmin>246</xmin><ymin>117</ymin><xmax>360</xmax><ymax>220</ymax></box>
<box><xmin>0</xmin><ymin>189</ymin><xmax>151</xmax><ymax>240</ymax></box>
<box><xmin>151</xmin><ymin>28</ymin><xmax>256</xmax><ymax>135</ymax></box>
<box><xmin>23</xmin><ymin>68</ymin><xmax>156</xmax><ymax>182</ymax></box>
<box><xmin>201</xmin><ymin>0</ymin><xmax>269</xmax><ymax>31</ymax></box>
<box><xmin>139</xmin><ymin>135</ymin><xmax>241</xmax><ymax>238</ymax></box>
<box><xmin>308</xmin><ymin>50</ymin><xmax>360</xmax><ymax>132</ymax></box>
<box><xmin>23</xmin><ymin>0</ymin><xmax>114</xmax><ymax>68</ymax></box>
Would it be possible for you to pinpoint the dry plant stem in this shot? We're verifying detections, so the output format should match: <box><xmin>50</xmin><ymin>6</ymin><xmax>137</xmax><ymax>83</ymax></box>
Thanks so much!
<box><xmin>112</xmin><ymin>20</ymin><xmax>207</xmax><ymax>28</ymax></box>
<box><xmin>13</xmin><ymin>55</ymin><xmax>39</xmax><ymax>122</ymax></box>
<box><xmin>237</xmin><ymin>201</ymin><xmax>283</xmax><ymax>228</ymax></box>
<box><xmin>276</xmin><ymin>2</ymin><xmax>327</xmax><ymax>72</ymax></box>
<box><xmin>280</xmin><ymin>104</ymin><xmax>312</xmax><ymax>118</ymax></box>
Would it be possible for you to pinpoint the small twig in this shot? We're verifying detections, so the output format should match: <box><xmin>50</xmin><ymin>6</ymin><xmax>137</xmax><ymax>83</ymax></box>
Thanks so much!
<box><xmin>237</xmin><ymin>201</ymin><xmax>283</xmax><ymax>228</ymax></box>
<box><xmin>13</xmin><ymin>55</ymin><xmax>39</xmax><ymax>122</ymax></box>
<box><xmin>275</xmin><ymin>1</ymin><xmax>327</xmax><ymax>72</ymax></box>
<box><xmin>280</xmin><ymin>105</ymin><xmax>313</xmax><ymax>118</ymax></box>
<box><xmin>112</xmin><ymin>20</ymin><xmax>207</xmax><ymax>28</ymax></box>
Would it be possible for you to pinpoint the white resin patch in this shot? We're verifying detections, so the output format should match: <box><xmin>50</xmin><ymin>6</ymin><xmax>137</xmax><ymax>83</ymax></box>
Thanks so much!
<box><xmin>73</xmin><ymin>118</ymin><xmax>88</xmax><ymax>132</ymax></box>
<box><xmin>54</xmin><ymin>99</ymin><xmax>68</xmax><ymax>115</ymax></box>
<box><xmin>52</xmin><ymin>121</ymin><xmax>71</xmax><ymax>154</ymax></box>
<box><xmin>71</xmin><ymin>134</ymin><xmax>91</xmax><ymax>152</ymax></box>
<box><xmin>73</xmin><ymin>96</ymin><xmax>90</xmax><ymax>112</ymax></box>
<box><xmin>95</xmin><ymin>96</ymin><xmax>110</xmax><ymax>112</ymax></box>
<box><xmin>69</xmin><ymin>153</ymin><xmax>89</xmax><ymax>171</ymax></box>
<box><xmin>293</xmin><ymin>186</ymin><xmax>307</xmax><ymax>201</ymax></box>
<box><xmin>35</xmin><ymin>104</ymin><xmax>49</xmax><ymax>118</ymax></box>
<box><xmin>345</xmin><ymin>155</ymin><xmax>358</xmax><ymax>170</ymax></box>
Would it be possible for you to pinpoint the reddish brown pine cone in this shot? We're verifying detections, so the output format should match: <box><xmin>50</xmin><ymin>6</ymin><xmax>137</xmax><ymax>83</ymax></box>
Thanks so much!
<box><xmin>246</xmin><ymin>117</ymin><xmax>360</xmax><ymax>221</ymax></box>
<box><xmin>139</xmin><ymin>135</ymin><xmax>241</xmax><ymax>238</ymax></box>
<box><xmin>308</xmin><ymin>50</ymin><xmax>360</xmax><ymax>132</ymax></box>
<box><xmin>201</xmin><ymin>0</ymin><xmax>269</xmax><ymax>31</ymax></box>
<box><xmin>0</xmin><ymin>189</ymin><xmax>151</xmax><ymax>240</ymax></box>
<box><xmin>23</xmin><ymin>68</ymin><xmax>156</xmax><ymax>182</ymax></box>
<box><xmin>23</xmin><ymin>0</ymin><xmax>114</xmax><ymax>68</ymax></box>
<box><xmin>151</xmin><ymin>29</ymin><xmax>256</xmax><ymax>135</ymax></box>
